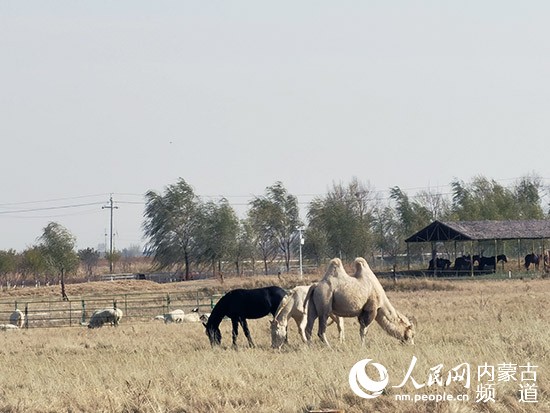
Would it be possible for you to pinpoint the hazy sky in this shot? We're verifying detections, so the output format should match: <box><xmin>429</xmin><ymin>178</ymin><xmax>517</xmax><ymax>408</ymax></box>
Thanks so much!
<box><xmin>2</xmin><ymin>1</ymin><xmax>550</xmax><ymax>252</ymax></box>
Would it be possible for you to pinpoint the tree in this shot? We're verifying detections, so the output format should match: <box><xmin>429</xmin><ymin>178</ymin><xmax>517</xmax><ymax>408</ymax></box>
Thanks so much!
<box><xmin>19</xmin><ymin>246</ymin><xmax>48</xmax><ymax>281</ymax></box>
<box><xmin>195</xmin><ymin>199</ymin><xmax>239</xmax><ymax>278</ymax></box>
<box><xmin>0</xmin><ymin>249</ymin><xmax>17</xmax><ymax>276</ymax></box>
<box><xmin>450</xmin><ymin>175</ymin><xmax>544</xmax><ymax>221</ymax></box>
<box><xmin>248</xmin><ymin>182</ymin><xmax>301</xmax><ymax>274</ymax></box>
<box><xmin>234</xmin><ymin>219</ymin><xmax>257</xmax><ymax>275</ymax></box>
<box><xmin>306</xmin><ymin>179</ymin><xmax>375</xmax><ymax>260</ymax></box>
<box><xmin>78</xmin><ymin>248</ymin><xmax>100</xmax><ymax>276</ymax></box>
<box><xmin>38</xmin><ymin>222</ymin><xmax>79</xmax><ymax>300</ymax></box>
<box><xmin>248</xmin><ymin>198</ymin><xmax>279</xmax><ymax>275</ymax></box>
<box><xmin>0</xmin><ymin>249</ymin><xmax>17</xmax><ymax>285</ymax></box>
<box><xmin>143</xmin><ymin>178</ymin><xmax>200</xmax><ymax>280</ymax></box>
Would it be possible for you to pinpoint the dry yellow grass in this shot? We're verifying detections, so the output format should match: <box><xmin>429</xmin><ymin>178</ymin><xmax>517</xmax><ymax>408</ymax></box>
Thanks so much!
<box><xmin>0</xmin><ymin>275</ymin><xmax>548</xmax><ymax>412</ymax></box>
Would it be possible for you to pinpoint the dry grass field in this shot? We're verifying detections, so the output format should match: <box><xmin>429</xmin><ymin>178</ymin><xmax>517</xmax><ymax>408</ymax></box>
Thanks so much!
<box><xmin>0</xmin><ymin>272</ymin><xmax>548</xmax><ymax>413</ymax></box>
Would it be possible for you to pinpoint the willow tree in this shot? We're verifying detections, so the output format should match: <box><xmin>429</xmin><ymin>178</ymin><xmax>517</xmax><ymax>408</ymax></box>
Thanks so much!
<box><xmin>39</xmin><ymin>222</ymin><xmax>79</xmax><ymax>300</ymax></box>
<box><xmin>248</xmin><ymin>182</ymin><xmax>301</xmax><ymax>274</ymax></box>
<box><xmin>194</xmin><ymin>198</ymin><xmax>239</xmax><ymax>278</ymax></box>
<box><xmin>306</xmin><ymin>178</ymin><xmax>375</xmax><ymax>261</ymax></box>
<box><xmin>450</xmin><ymin>175</ymin><xmax>544</xmax><ymax>221</ymax></box>
<box><xmin>143</xmin><ymin>178</ymin><xmax>200</xmax><ymax>280</ymax></box>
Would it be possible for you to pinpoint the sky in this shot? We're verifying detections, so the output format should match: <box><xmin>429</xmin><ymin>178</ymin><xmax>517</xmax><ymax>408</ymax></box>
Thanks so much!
<box><xmin>2</xmin><ymin>1</ymin><xmax>550</xmax><ymax>252</ymax></box>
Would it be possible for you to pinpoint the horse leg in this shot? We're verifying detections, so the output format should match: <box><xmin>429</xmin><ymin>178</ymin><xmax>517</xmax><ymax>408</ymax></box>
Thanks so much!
<box><xmin>358</xmin><ymin>300</ymin><xmax>378</xmax><ymax>347</ymax></box>
<box><xmin>231</xmin><ymin>318</ymin><xmax>239</xmax><ymax>348</ymax></box>
<box><xmin>296</xmin><ymin>314</ymin><xmax>308</xmax><ymax>343</ymax></box>
<box><xmin>239</xmin><ymin>318</ymin><xmax>255</xmax><ymax>348</ymax></box>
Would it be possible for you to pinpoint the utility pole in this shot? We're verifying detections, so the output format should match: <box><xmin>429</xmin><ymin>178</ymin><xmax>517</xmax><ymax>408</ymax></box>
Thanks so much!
<box><xmin>102</xmin><ymin>194</ymin><xmax>118</xmax><ymax>273</ymax></box>
<box><xmin>298</xmin><ymin>227</ymin><xmax>304</xmax><ymax>278</ymax></box>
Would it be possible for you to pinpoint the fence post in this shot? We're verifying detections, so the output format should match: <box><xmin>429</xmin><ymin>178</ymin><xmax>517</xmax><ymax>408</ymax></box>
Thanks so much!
<box><xmin>81</xmin><ymin>300</ymin><xmax>86</xmax><ymax>325</ymax></box>
<box><xmin>166</xmin><ymin>294</ymin><xmax>171</xmax><ymax>312</ymax></box>
<box><xmin>24</xmin><ymin>303</ymin><xmax>28</xmax><ymax>329</ymax></box>
<box><xmin>69</xmin><ymin>300</ymin><xmax>72</xmax><ymax>327</ymax></box>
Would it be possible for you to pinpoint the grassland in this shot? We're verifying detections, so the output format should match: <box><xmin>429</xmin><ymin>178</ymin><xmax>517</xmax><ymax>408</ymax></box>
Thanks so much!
<box><xmin>0</xmin><ymin>273</ymin><xmax>548</xmax><ymax>413</ymax></box>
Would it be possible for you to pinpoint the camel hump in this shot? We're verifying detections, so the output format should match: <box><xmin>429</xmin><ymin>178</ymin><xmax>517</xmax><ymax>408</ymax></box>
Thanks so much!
<box><xmin>330</xmin><ymin>258</ymin><xmax>343</xmax><ymax>267</ymax></box>
<box><xmin>354</xmin><ymin>257</ymin><xmax>368</xmax><ymax>270</ymax></box>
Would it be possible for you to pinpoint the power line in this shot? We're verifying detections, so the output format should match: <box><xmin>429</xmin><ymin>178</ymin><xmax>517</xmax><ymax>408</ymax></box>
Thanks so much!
<box><xmin>0</xmin><ymin>201</ymin><xmax>105</xmax><ymax>215</ymax></box>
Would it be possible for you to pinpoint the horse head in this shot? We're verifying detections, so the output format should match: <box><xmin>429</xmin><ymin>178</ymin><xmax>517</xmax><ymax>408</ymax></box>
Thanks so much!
<box><xmin>270</xmin><ymin>319</ymin><xmax>286</xmax><ymax>349</ymax></box>
<box><xmin>204</xmin><ymin>323</ymin><xmax>222</xmax><ymax>346</ymax></box>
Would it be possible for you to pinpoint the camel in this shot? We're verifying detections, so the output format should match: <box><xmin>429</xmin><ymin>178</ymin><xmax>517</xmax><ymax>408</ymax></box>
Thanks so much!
<box><xmin>270</xmin><ymin>285</ymin><xmax>344</xmax><ymax>349</ymax></box>
<box><xmin>304</xmin><ymin>257</ymin><xmax>415</xmax><ymax>346</ymax></box>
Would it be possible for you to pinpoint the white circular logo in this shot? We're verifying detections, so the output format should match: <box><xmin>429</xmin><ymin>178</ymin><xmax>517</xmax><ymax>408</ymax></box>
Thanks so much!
<box><xmin>349</xmin><ymin>359</ymin><xmax>389</xmax><ymax>399</ymax></box>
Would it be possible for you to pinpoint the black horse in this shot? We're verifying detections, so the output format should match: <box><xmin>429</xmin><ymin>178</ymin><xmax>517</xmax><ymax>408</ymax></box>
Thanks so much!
<box><xmin>524</xmin><ymin>253</ymin><xmax>540</xmax><ymax>270</ymax></box>
<box><xmin>453</xmin><ymin>255</ymin><xmax>472</xmax><ymax>271</ymax></box>
<box><xmin>428</xmin><ymin>258</ymin><xmax>451</xmax><ymax>271</ymax></box>
<box><xmin>478</xmin><ymin>255</ymin><xmax>507</xmax><ymax>271</ymax></box>
<box><xmin>204</xmin><ymin>286</ymin><xmax>286</xmax><ymax>348</ymax></box>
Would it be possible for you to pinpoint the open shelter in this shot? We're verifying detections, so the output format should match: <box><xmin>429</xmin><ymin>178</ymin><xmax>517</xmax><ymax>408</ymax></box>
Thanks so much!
<box><xmin>404</xmin><ymin>220</ymin><xmax>550</xmax><ymax>274</ymax></box>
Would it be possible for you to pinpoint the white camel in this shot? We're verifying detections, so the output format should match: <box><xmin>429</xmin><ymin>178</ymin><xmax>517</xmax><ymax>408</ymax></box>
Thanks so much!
<box><xmin>305</xmin><ymin>257</ymin><xmax>415</xmax><ymax>346</ymax></box>
<box><xmin>270</xmin><ymin>285</ymin><xmax>344</xmax><ymax>348</ymax></box>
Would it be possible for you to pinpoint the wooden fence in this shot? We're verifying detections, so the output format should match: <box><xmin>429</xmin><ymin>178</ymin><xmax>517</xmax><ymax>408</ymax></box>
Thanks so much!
<box><xmin>0</xmin><ymin>291</ymin><xmax>222</xmax><ymax>329</ymax></box>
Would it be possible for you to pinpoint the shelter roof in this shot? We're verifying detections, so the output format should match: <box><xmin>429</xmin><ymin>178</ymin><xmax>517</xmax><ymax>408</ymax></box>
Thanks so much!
<box><xmin>405</xmin><ymin>220</ymin><xmax>550</xmax><ymax>243</ymax></box>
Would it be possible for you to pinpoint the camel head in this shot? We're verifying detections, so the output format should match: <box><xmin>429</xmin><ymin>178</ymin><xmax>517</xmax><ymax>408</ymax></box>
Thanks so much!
<box><xmin>322</xmin><ymin>258</ymin><xmax>348</xmax><ymax>279</ymax></box>
<box><xmin>270</xmin><ymin>319</ymin><xmax>286</xmax><ymax>349</ymax></box>
<box><xmin>400</xmin><ymin>314</ymin><xmax>416</xmax><ymax>345</ymax></box>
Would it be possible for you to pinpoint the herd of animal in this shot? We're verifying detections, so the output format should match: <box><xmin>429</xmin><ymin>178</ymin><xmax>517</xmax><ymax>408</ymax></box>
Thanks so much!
<box><xmin>204</xmin><ymin>257</ymin><xmax>416</xmax><ymax>349</ymax></box>
<box><xmin>429</xmin><ymin>252</ymin><xmax>549</xmax><ymax>273</ymax></box>
<box><xmin>3</xmin><ymin>252</ymin><xmax>545</xmax><ymax>349</ymax></box>
<box><xmin>429</xmin><ymin>254</ymin><xmax>508</xmax><ymax>272</ymax></box>
<box><xmin>1</xmin><ymin>257</ymin><xmax>417</xmax><ymax>349</ymax></box>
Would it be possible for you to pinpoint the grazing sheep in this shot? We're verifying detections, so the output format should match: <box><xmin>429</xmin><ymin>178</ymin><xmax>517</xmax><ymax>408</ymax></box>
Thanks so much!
<box><xmin>163</xmin><ymin>309</ymin><xmax>185</xmax><ymax>323</ymax></box>
<box><xmin>88</xmin><ymin>308</ymin><xmax>123</xmax><ymax>329</ymax></box>
<box><xmin>180</xmin><ymin>312</ymin><xmax>201</xmax><ymax>322</ymax></box>
<box><xmin>9</xmin><ymin>309</ymin><xmax>25</xmax><ymax>328</ymax></box>
<box><xmin>0</xmin><ymin>324</ymin><xmax>19</xmax><ymax>331</ymax></box>
<box><xmin>156</xmin><ymin>309</ymin><xmax>204</xmax><ymax>323</ymax></box>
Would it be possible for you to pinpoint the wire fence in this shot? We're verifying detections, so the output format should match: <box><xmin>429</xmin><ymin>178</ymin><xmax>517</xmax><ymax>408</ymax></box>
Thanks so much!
<box><xmin>0</xmin><ymin>291</ymin><xmax>222</xmax><ymax>329</ymax></box>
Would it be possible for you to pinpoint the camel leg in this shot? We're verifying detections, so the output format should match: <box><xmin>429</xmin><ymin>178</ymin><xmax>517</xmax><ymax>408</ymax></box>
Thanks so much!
<box><xmin>330</xmin><ymin>315</ymin><xmax>345</xmax><ymax>343</ymax></box>
<box><xmin>358</xmin><ymin>300</ymin><xmax>378</xmax><ymax>347</ymax></box>
<box><xmin>305</xmin><ymin>299</ymin><xmax>318</xmax><ymax>342</ymax></box>
<box><xmin>231</xmin><ymin>318</ymin><xmax>239</xmax><ymax>348</ymax></box>
<box><xmin>239</xmin><ymin>318</ymin><xmax>255</xmax><ymax>348</ymax></box>
<box><xmin>317</xmin><ymin>312</ymin><xmax>332</xmax><ymax>347</ymax></box>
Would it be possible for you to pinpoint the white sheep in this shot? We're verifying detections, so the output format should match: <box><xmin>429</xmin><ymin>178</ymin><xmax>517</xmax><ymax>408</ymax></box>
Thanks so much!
<box><xmin>88</xmin><ymin>308</ymin><xmax>123</xmax><ymax>329</ymax></box>
<box><xmin>163</xmin><ymin>309</ymin><xmax>185</xmax><ymax>323</ymax></box>
<box><xmin>155</xmin><ymin>308</ymin><xmax>206</xmax><ymax>323</ymax></box>
<box><xmin>0</xmin><ymin>324</ymin><xmax>19</xmax><ymax>331</ymax></box>
<box><xmin>9</xmin><ymin>309</ymin><xmax>25</xmax><ymax>328</ymax></box>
